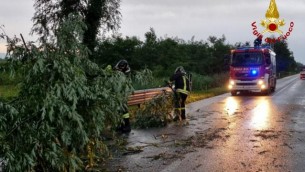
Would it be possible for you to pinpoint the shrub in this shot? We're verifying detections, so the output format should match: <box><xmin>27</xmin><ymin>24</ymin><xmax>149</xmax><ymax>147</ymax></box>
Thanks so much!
<box><xmin>190</xmin><ymin>72</ymin><xmax>229</xmax><ymax>91</ymax></box>
<box><xmin>133</xmin><ymin>91</ymin><xmax>173</xmax><ymax>128</ymax></box>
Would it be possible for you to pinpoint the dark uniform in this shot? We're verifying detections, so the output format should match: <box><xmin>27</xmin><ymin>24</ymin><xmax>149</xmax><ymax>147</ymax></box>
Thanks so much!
<box><xmin>170</xmin><ymin>66</ymin><xmax>190</xmax><ymax>120</ymax></box>
<box><xmin>114</xmin><ymin>60</ymin><xmax>131</xmax><ymax>133</ymax></box>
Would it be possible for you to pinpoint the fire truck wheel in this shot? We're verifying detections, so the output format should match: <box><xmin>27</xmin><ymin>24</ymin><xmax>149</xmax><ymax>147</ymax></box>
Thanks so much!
<box><xmin>262</xmin><ymin>88</ymin><xmax>270</xmax><ymax>95</ymax></box>
<box><xmin>271</xmin><ymin>80</ymin><xmax>276</xmax><ymax>92</ymax></box>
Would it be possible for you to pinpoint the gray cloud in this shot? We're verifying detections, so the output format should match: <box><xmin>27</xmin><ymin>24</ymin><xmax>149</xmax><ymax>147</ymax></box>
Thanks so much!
<box><xmin>0</xmin><ymin>0</ymin><xmax>34</xmax><ymax>48</ymax></box>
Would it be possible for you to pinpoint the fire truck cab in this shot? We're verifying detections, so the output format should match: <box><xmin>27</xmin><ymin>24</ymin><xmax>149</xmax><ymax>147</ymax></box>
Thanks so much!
<box><xmin>228</xmin><ymin>46</ymin><xmax>276</xmax><ymax>96</ymax></box>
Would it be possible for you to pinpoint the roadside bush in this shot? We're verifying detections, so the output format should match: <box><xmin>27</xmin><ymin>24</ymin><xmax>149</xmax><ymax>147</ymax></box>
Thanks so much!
<box><xmin>0</xmin><ymin>60</ymin><xmax>22</xmax><ymax>86</ymax></box>
<box><xmin>132</xmin><ymin>71</ymin><xmax>229</xmax><ymax>92</ymax></box>
<box><xmin>133</xmin><ymin>91</ymin><xmax>173</xmax><ymax>128</ymax></box>
<box><xmin>0</xmin><ymin>72</ymin><xmax>22</xmax><ymax>85</ymax></box>
<box><xmin>190</xmin><ymin>73</ymin><xmax>213</xmax><ymax>91</ymax></box>
<box><xmin>132</xmin><ymin>72</ymin><xmax>168</xmax><ymax>90</ymax></box>
<box><xmin>132</xmin><ymin>68</ymin><xmax>158</xmax><ymax>90</ymax></box>
<box><xmin>209</xmin><ymin>72</ymin><xmax>229</xmax><ymax>88</ymax></box>
<box><xmin>190</xmin><ymin>72</ymin><xmax>228</xmax><ymax>91</ymax></box>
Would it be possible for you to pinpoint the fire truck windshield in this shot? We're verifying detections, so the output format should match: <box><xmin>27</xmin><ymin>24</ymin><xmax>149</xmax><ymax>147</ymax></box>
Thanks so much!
<box><xmin>231</xmin><ymin>52</ymin><xmax>263</xmax><ymax>67</ymax></box>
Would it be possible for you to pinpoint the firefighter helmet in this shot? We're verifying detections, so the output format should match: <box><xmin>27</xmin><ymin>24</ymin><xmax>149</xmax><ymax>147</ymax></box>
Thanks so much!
<box><xmin>115</xmin><ymin>59</ymin><xmax>130</xmax><ymax>74</ymax></box>
<box><xmin>174</xmin><ymin>66</ymin><xmax>186</xmax><ymax>75</ymax></box>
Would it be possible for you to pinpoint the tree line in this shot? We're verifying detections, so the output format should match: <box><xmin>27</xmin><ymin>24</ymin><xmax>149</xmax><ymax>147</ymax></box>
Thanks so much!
<box><xmin>92</xmin><ymin>28</ymin><xmax>299</xmax><ymax>77</ymax></box>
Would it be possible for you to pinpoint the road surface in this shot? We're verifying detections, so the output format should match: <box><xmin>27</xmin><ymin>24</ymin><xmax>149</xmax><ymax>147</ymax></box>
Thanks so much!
<box><xmin>106</xmin><ymin>74</ymin><xmax>305</xmax><ymax>172</ymax></box>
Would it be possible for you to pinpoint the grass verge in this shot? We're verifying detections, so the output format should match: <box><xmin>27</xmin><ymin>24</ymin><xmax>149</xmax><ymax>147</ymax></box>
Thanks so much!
<box><xmin>0</xmin><ymin>85</ymin><xmax>19</xmax><ymax>100</ymax></box>
<box><xmin>186</xmin><ymin>87</ymin><xmax>228</xmax><ymax>104</ymax></box>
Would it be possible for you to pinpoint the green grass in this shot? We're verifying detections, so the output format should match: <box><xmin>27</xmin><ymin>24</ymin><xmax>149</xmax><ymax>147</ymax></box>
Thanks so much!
<box><xmin>0</xmin><ymin>85</ymin><xmax>19</xmax><ymax>100</ymax></box>
<box><xmin>0</xmin><ymin>85</ymin><xmax>229</xmax><ymax>104</ymax></box>
<box><xmin>186</xmin><ymin>87</ymin><xmax>228</xmax><ymax>104</ymax></box>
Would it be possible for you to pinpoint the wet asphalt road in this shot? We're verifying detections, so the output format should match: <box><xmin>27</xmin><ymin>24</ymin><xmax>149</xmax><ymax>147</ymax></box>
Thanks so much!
<box><xmin>107</xmin><ymin>74</ymin><xmax>305</xmax><ymax>172</ymax></box>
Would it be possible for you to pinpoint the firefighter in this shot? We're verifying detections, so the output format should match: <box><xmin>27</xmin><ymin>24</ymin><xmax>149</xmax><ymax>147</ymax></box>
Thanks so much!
<box><xmin>114</xmin><ymin>59</ymin><xmax>131</xmax><ymax>133</ymax></box>
<box><xmin>169</xmin><ymin>66</ymin><xmax>190</xmax><ymax>122</ymax></box>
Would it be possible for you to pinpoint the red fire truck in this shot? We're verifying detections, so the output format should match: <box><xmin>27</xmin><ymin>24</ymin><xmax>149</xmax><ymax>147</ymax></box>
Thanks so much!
<box><xmin>228</xmin><ymin>46</ymin><xmax>276</xmax><ymax>96</ymax></box>
<box><xmin>300</xmin><ymin>66</ymin><xmax>305</xmax><ymax>79</ymax></box>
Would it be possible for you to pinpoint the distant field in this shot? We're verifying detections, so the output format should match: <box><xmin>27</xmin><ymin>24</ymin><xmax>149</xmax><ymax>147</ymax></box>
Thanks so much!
<box><xmin>0</xmin><ymin>53</ymin><xmax>5</xmax><ymax>59</ymax></box>
<box><xmin>0</xmin><ymin>85</ymin><xmax>19</xmax><ymax>100</ymax></box>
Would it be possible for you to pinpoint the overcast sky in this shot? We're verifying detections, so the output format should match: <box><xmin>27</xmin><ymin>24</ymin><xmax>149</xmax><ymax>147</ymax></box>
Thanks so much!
<box><xmin>1</xmin><ymin>0</ymin><xmax>305</xmax><ymax>63</ymax></box>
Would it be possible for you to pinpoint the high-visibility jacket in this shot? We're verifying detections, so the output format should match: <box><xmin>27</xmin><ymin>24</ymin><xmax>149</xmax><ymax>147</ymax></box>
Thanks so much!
<box><xmin>170</xmin><ymin>73</ymin><xmax>190</xmax><ymax>95</ymax></box>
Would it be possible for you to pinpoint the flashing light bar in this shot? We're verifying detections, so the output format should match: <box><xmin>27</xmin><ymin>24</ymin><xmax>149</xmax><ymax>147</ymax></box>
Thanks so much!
<box><xmin>251</xmin><ymin>70</ymin><xmax>258</xmax><ymax>75</ymax></box>
<box><xmin>236</xmin><ymin>45</ymin><xmax>272</xmax><ymax>50</ymax></box>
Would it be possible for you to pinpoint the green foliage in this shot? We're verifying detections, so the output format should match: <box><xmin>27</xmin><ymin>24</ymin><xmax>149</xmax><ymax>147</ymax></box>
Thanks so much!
<box><xmin>32</xmin><ymin>0</ymin><xmax>121</xmax><ymax>46</ymax></box>
<box><xmin>191</xmin><ymin>73</ymin><xmax>213</xmax><ymax>90</ymax></box>
<box><xmin>273</xmin><ymin>40</ymin><xmax>297</xmax><ymax>73</ymax></box>
<box><xmin>131</xmin><ymin>68</ymin><xmax>168</xmax><ymax>90</ymax></box>
<box><xmin>190</xmin><ymin>72</ymin><xmax>228</xmax><ymax>91</ymax></box>
<box><xmin>132</xmin><ymin>68</ymin><xmax>154</xmax><ymax>89</ymax></box>
<box><xmin>0</xmin><ymin>85</ymin><xmax>19</xmax><ymax>100</ymax></box>
<box><xmin>94</xmin><ymin>29</ymin><xmax>300</xmax><ymax>79</ymax></box>
<box><xmin>296</xmin><ymin>62</ymin><xmax>305</xmax><ymax>71</ymax></box>
<box><xmin>0</xmin><ymin>71</ymin><xmax>21</xmax><ymax>85</ymax></box>
<box><xmin>133</xmin><ymin>92</ymin><xmax>173</xmax><ymax>128</ymax></box>
<box><xmin>95</xmin><ymin>30</ymin><xmax>232</xmax><ymax>77</ymax></box>
<box><xmin>0</xmin><ymin>14</ymin><xmax>132</xmax><ymax>171</ymax></box>
<box><xmin>0</xmin><ymin>60</ymin><xmax>22</xmax><ymax>85</ymax></box>
<box><xmin>94</xmin><ymin>36</ymin><xmax>142</xmax><ymax>67</ymax></box>
<box><xmin>132</xmin><ymin>76</ymin><xmax>167</xmax><ymax>90</ymax></box>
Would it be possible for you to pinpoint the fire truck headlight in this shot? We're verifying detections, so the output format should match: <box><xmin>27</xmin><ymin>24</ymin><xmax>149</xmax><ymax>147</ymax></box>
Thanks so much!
<box><xmin>228</xmin><ymin>85</ymin><xmax>233</xmax><ymax>89</ymax></box>
<box><xmin>258</xmin><ymin>80</ymin><xmax>264</xmax><ymax>85</ymax></box>
<box><xmin>229</xmin><ymin>80</ymin><xmax>235</xmax><ymax>85</ymax></box>
<box><xmin>261</xmin><ymin>84</ymin><xmax>266</xmax><ymax>89</ymax></box>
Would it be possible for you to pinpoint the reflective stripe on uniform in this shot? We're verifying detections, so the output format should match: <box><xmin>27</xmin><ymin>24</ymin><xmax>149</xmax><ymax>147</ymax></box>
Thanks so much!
<box><xmin>176</xmin><ymin>76</ymin><xmax>189</xmax><ymax>95</ymax></box>
<box><xmin>122</xmin><ymin>113</ymin><xmax>130</xmax><ymax>119</ymax></box>
<box><xmin>183</xmin><ymin>76</ymin><xmax>187</xmax><ymax>90</ymax></box>
<box><xmin>176</xmin><ymin>89</ymin><xmax>189</xmax><ymax>95</ymax></box>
